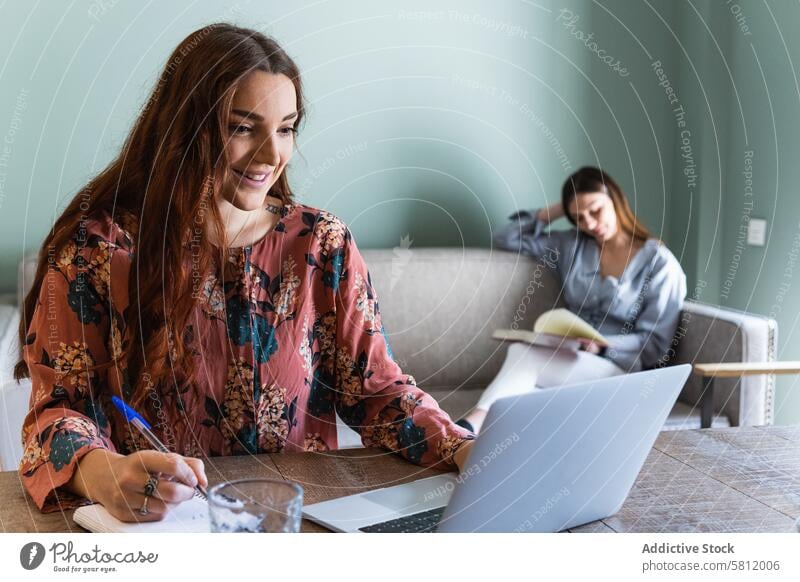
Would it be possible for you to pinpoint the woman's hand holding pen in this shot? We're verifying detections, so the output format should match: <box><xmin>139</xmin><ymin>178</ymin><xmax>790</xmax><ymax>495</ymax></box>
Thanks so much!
<box><xmin>67</xmin><ymin>448</ymin><xmax>208</xmax><ymax>523</ymax></box>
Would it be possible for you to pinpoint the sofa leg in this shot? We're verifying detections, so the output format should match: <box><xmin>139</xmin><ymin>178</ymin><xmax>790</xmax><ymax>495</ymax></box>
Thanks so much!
<box><xmin>700</xmin><ymin>376</ymin><xmax>714</xmax><ymax>429</ymax></box>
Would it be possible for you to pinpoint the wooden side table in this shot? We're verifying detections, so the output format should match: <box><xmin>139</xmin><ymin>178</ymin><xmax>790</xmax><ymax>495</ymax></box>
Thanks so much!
<box><xmin>693</xmin><ymin>361</ymin><xmax>800</xmax><ymax>428</ymax></box>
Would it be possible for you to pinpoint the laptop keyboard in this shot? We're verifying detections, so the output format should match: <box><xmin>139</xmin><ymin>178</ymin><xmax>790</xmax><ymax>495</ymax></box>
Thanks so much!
<box><xmin>358</xmin><ymin>506</ymin><xmax>446</xmax><ymax>533</ymax></box>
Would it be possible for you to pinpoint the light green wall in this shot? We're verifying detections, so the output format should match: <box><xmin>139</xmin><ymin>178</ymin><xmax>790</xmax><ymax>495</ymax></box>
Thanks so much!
<box><xmin>1</xmin><ymin>1</ymin><xmax>798</xmax><ymax>423</ymax></box>
<box><xmin>0</xmin><ymin>0</ymin><xmax>680</xmax><ymax>283</ymax></box>
<box><xmin>677</xmin><ymin>1</ymin><xmax>800</xmax><ymax>425</ymax></box>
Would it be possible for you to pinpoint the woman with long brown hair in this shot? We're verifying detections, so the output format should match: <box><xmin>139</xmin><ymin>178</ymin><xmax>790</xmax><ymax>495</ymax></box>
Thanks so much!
<box><xmin>15</xmin><ymin>23</ymin><xmax>474</xmax><ymax>522</ymax></box>
<box><xmin>458</xmin><ymin>166</ymin><xmax>687</xmax><ymax>433</ymax></box>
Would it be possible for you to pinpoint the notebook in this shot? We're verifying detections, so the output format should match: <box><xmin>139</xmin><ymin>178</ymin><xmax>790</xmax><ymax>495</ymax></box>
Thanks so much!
<box><xmin>73</xmin><ymin>496</ymin><xmax>210</xmax><ymax>533</ymax></box>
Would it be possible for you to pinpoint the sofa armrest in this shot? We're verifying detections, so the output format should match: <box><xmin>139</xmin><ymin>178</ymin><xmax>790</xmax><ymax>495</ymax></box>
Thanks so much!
<box><xmin>671</xmin><ymin>300</ymin><xmax>777</xmax><ymax>426</ymax></box>
<box><xmin>0</xmin><ymin>378</ymin><xmax>31</xmax><ymax>472</ymax></box>
<box><xmin>18</xmin><ymin>253</ymin><xmax>38</xmax><ymax>308</ymax></box>
<box><xmin>0</xmin><ymin>304</ymin><xmax>27</xmax><ymax>471</ymax></box>
<box><xmin>0</xmin><ymin>305</ymin><xmax>20</xmax><ymax>383</ymax></box>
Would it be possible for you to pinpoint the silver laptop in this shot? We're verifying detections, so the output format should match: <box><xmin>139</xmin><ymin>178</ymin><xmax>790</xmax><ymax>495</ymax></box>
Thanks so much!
<box><xmin>302</xmin><ymin>364</ymin><xmax>692</xmax><ymax>533</ymax></box>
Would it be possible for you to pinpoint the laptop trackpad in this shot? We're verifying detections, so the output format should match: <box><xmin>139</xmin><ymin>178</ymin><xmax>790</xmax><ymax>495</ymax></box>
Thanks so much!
<box><xmin>362</xmin><ymin>474</ymin><xmax>458</xmax><ymax>512</ymax></box>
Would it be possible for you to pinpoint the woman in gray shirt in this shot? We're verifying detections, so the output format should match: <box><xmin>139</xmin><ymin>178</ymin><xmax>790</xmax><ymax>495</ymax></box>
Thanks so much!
<box><xmin>459</xmin><ymin>167</ymin><xmax>687</xmax><ymax>433</ymax></box>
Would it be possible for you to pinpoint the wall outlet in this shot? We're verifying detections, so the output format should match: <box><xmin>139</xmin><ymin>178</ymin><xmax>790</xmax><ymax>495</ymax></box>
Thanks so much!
<box><xmin>747</xmin><ymin>218</ymin><xmax>766</xmax><ymax>246</ymax></box>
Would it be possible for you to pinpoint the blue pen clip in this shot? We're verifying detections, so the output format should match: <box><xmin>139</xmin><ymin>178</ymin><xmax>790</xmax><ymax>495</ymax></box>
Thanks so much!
<box><xmin>111</xmin><ymin>395</ymin><xmax>152</xmax><ymax>430</ymax></box>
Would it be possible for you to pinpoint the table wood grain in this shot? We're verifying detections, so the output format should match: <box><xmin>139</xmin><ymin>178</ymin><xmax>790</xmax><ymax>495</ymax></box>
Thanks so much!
<box><xmin>694</xmin><ymin>361</ymin><xmax>800</xmax><ymax>377</ymax></box>
<box><xmin>1</xmin><ymin>426</ymin><xmax>797</xmax><ymax>533</ymax></box>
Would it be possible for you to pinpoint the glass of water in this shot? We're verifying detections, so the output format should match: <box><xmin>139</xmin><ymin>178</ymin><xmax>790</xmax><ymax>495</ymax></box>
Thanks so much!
<box><xmin>208</xmin><ymin>479</ymin><xmax>304</xmax><ymax>533</ymax></box>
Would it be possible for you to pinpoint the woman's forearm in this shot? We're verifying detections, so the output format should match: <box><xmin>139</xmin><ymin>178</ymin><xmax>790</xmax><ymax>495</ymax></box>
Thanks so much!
<box><xmin>65</xmin><ymin>448</ymin><xmax>121</xmax><ymax>501</ymax></box>
<box><xmin>537</xmin><ymin>202</ymin><xmax>564</xmax><ymax>224</ymax></box>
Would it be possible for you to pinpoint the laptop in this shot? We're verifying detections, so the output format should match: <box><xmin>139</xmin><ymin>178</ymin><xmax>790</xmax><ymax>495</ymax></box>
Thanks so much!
<box><xmin>302</xmin><ymin>364</ymin><xmax>692</xmax><ymax>533</ymax></box>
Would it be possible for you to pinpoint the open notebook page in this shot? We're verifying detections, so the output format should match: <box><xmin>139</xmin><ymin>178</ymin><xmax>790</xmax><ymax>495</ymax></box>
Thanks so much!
<box><xmin>72</xmin><ymin>496</ymin><xmax>210</xmax><ymax>533</ymax></box>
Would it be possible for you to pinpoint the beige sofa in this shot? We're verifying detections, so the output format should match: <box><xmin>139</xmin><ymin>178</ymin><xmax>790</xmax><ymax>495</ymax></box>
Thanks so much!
<box><xmin>359</xmin><ymin>248</ymin><xmax>777</xmax><ymax>430</ymax></box>
<box><xmin>0</xmin><ymin>249</ymin><xmax>778</xmax><ymax>469</ymax></box>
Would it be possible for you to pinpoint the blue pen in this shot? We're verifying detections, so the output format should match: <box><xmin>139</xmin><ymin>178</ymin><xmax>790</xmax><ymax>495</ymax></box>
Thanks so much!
<box><xmin>111</xmin><ymin>395</ymin><xmax>208</xmax><ymax>500</ymax></box>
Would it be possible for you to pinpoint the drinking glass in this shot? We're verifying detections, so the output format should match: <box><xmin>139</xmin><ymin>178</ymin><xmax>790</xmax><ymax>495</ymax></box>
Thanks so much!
<box><xmin>208</xmin><ymin>479</ymin><xmax>303</xmax><ymax>533</ymax></box>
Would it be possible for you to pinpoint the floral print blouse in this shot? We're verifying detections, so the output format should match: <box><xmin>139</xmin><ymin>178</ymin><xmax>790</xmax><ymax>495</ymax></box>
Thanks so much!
<box><xmin>20</xmin><ymin>203</ymin><xmax>474</xmax><ymax>513</ymax></box>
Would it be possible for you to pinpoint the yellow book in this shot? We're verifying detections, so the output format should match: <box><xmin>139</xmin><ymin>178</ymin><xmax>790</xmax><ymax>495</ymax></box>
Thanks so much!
<box><xmin>493</xmin><ymin>308</ymin><xmax>609</xmax><ymax>350</ymax></box>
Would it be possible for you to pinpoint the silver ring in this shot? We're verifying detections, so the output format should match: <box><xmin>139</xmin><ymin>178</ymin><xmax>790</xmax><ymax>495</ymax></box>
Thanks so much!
<box><xmin>143</xmin><ymin>474</ymin><xmax>159</xmax><ymax>498</ymax></box>
<box><xmin>138</xmin><ymin>495</ymin><xmax>149</xmax><ymax>516</ymax></box>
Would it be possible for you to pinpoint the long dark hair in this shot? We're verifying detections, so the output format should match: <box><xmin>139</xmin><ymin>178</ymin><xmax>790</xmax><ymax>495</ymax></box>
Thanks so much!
<box><xmin>14</xmin><ymin>24</ymin><xmax>306</xmax><ymax>410</ymax></box>
<box><xmin>561</xmin><ymin>166</ymin><xmax>652</xmax><ymax>243</ymax></box>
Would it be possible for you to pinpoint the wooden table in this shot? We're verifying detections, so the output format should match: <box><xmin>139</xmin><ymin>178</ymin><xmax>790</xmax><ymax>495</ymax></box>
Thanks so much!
<box><xmin>693</xmin><ymin>362</ymin><xmax>800</xmax><ymax>428</ymax></box>
<box><xmin>1</xmin><ymin>426</ymin><xmax>798</xmax><ymax>533</ymax></box>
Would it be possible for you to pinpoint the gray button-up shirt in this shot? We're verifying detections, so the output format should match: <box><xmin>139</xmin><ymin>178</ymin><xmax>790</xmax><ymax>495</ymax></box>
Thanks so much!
<box><xmin>493</xmin><ymin>209</ymin><xmax>687</xmax><ymax>372</ymax></box>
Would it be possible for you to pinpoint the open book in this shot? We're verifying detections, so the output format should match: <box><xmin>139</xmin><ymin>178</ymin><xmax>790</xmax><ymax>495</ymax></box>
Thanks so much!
<box><xmin>73</xmin><ymin>496</ymin><xmax>210</xmax><ymax>533</ymax></box>
<box><xmin>493</xmin><ymin>308</ymin><xmax>608</xmax><ymax>350</ymax></box>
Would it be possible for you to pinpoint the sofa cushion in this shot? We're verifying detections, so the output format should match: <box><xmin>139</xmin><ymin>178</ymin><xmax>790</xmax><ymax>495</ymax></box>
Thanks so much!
<box><xmin>361</xmin><ymin>248</ymin><xmax>563</xmax><ymax>392</ymax></box>
<box><xmin>424</xmin><ymin>388</ymin><xmax>732</xmax><ymax>432</ymax></box>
